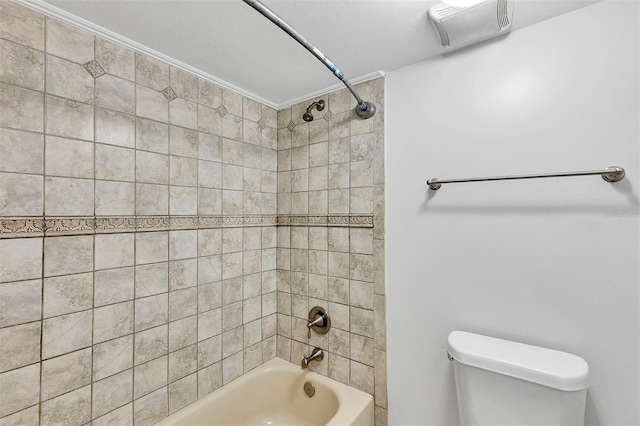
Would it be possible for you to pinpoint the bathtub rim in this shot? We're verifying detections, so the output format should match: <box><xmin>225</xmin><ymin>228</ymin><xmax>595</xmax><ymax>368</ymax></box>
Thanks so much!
<box><xmin>154</xmin><ymin>356</ymin><xmax>374</xmax><ymax>426</ymax></box>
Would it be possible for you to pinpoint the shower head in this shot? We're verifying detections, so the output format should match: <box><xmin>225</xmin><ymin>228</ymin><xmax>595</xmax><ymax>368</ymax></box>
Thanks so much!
<box><xmin>302</xmin><ymin>100</ymin><xmax>325</xmax><ymax>122</ymax></box>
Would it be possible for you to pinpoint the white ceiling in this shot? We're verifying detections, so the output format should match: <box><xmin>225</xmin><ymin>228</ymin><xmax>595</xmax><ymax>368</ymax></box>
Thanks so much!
<box><xmin>37</xmin><ymin>0</ymin><xmax>598</xmax><ymax>107</ymax></box>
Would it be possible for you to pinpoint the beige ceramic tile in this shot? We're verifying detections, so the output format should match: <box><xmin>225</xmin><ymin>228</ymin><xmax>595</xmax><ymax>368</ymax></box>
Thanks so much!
<box><xmin>94</xmin><ymin>267</ymin><xmax>134</xmax><ymax>307</ymax></box>
<box><xmin>198</xmin><ymin>132</ymin><xmax>222</xmax><ymax>161</ymax></box>
<box><xmin>222</xmin><ymin>303</ymin><xmax>242</xmax><ymax>334</ymax></box>
<box><xmin>350</xmin><ymin>187</ymin><xmax>373</xmax><ymax>214</ymax></box>
<box><xmin>91</xmin><ymin>369</ymin><xmax>133</xmax><ymax>419</ymax></box>
<box><xmin>243</xmin><ymin>342</ymin><xmax>262</xmax><ymax>372</ymax></box>
<box><xmin>195</xmin><ymin>308</ymin><xmax>221</xmax><ymax>343</ymax></box>
<box><xmin>170</xmin><ymin>156</ymin><xmax>197</xmax><ymax>186</ymax></box>
<box><xmin>136</xmin><ymin>84</ymin><xmax>168</xmax><ymax>123</ymax></box>
<box><xmin>169</xmin><ymin>186</ymin><xmax>197</xmax><ymax>215</ymax></box>
<box><xmin>93</xmin><ymin>301</ymin><xmax>133</xmax><ymax>344</ymax></box>
<box><xmin>135</xmin><ymin>293</ymin><xmax>169</xmax><ymax>332</ymax></box>
<box><xmin>0</xmin><ymin>279</ymin><xmax>41</xmax><ymax>328</ymax></box>
<box><xmin>0</xmin><ymin>2</ymin><xmax>45</xmax><ymax>50</ymax></box>
<box><xmin>41</xmin><ymin>385</ymin><xmax>91</xmax><ymax>425</ymax></box>
<box><xmin>0</xmin><ymin>322</ymin><xmax>40</xmax><ymax>373</ymax></box>
<box><xmin>0</xmin><ymin>404</ymin><xmax>40</xmax><ymax>425</ymax></box>
<box><xmin>0</xmin><ymin>363</ymin><xmax>40</xmax><ymax>417</ymax></box>
<box><xmin>136</xmin><ymin>53</ymin><xmax>169</xmax><ymax>91</ymax></box>
<box><xmin>44</xmin><ymin>176</ymin><xmax>94</xmax><ymax>216</ymax></box>
<box><xmin>134</xmin><ymin>355</ymin><xmax>167</xmax><ymax>400</ymax></box>
<box><xmin>169</xmin><ymin>373</ymin><xmax>197</xmax><ymax>414</ymax></box>
<box><xmin>96</xmin><ymin>74</ymin><xmax>135</xmax><ymax>114</ymax></box>
<box><xmin>0</xmin><ymin>238</ymin><xmax>42</xmax><ymax>284</ymax></box>
<box><xmin>95</xmin><ymin>233</ymin><xmax>135</xmax><ymax>270</ymax></box>
<box><xmin>0</xmin><ymin>82</ymin><xmax>43</xmax><ymax>133</ymax></box>
<box><xmin>43</xmin><ymin>235</ymin><xmax>93</xmax><ymax>277</ymax></box>
<box><xmin>43</xmin><ymin>272</ymin><xmax>93</xmax><ymax>318</ymax></box>
<box><xmin>170</xmin><ymin>125</ymin><xmax>198</xmax><ymax>158</ymax></box>
<box><xmin>92</xmin><ymin>403</ymin><xmax>133</xmax><ymax>426</ymax></box>
<box><xmin>0</xmin><ymin>172</ymin><xmax>43</xmax><ymax>216</ymax></box>
<box><xmin>134</xmin><ymin>324</ymin><xmax>168</xmax><ymax>366</ymax></box>
<box><xmin>0</xmin><ymin>38</ymin><xmax>44</xmax><ymax>91</ymax></box>
<box><xmin>198</xmin><ymin>188</ymin><xmax>222</xmax><ymax>215</ymax></box>
<box><xmin>350</xmin><ymin>160</ymin><xmax>374</xmax><ymax>188</ymax></box>
<box><xmin>46</xmin><ymin>18</ymin><xmax>93</xmax><ymax>64</ymax></box>
<box><xmin>45</xmin><ymin>95</ymin><xmax>93</xmax><ymax>140</ymax></box>
<box><xmin>168</xmin><ymin>315</ymin><xmax>197</xmax><ymax>351</ymax></box>
<box><xmin>198</xmin><ymin>79</ymin><xmax>222</xmax><ymax>109</ymax></box>
<box><xmin>350</xmin><ymin>360</ymin><xmax>374</xmax><ymax>394</ymax></box>
<box><xmin>197</xmin><ymin>361</ymin><xmax>222</xmax><ymax>397</ymax></box>
<box><xmin>45</xmin><ymin>135</ymin><xmax>93</xmax><ymax>179</ymax></box>
<box><xmin>136</xmin><ymin>183</ymin><xmax>168</xmax><ymax>215</ymax></box>
<box><xmin>221</xmin><ymin>351</ymin><xmax>243</xmax><ymax>385</ymax></box>
<box><xmin>95</xmin><ymin>107</ymin><xmax>135</xmax><ymax>148</ymax></box>
<box><xmin>350</xmin><ymin>333</ymin><xmax>374</xmax><ymax>367</ymax></box>
<box><xmin>168</xmin><ymin>344</ymin><xmax>197</xmax><ymax>383</ymax></box>
<box><xmin>93</xmin><ymin>335</ymin><xmax>133</xmax><ymax>381</ymax></box>
<box><xmin>96</xmin><ymin>38</ymin><xmax>135</xmax><ymax>81</ymax></box>
<box><xmin>170</xmin><ymin>67</ymin><xmax>197</xmax><ymax>102</ymax></box>
<box><xmin>170</xmin><ymin>98</ymin><xmax>198</xmax><ymax>129</ymax></box>
<box><xmin>198</xmin><ymin>160</ymin><xmax>222</xmax><ymax>189</ymax></box>
<box><xmin>95</xmin><ymin>180</ymin><xmax>135</xmax><ymax>215</ymax></box>
<box><xmin>350</xmin><ymin>253</ymin><xmax>374</xmax><ymax>282</ymax></box>
<box><xmin>198</xmin><ymin>334</ymin><xmax>222</xmax><ymax>369</ymax></box>
<box><xmin>136</xmin><ymin>151</ymin><xmax>169</xmax><ymax>184</ymax></box>
<box><xmin>222</xmin><ymin>115</ymin><xmax>243</xmax><ymax>141</ymax></box>
<box><xmin>46</xmin><ymin>55</ymin><xmax>94</xmax><ymax>104</ymax></box>
<box><xmin>0</xmin><ymin>128</ymin><xmax>43</xmax><ymax>174</ymax></box>
<box><xmin>243</xmin><ymin>120</ymin><xmax>260</xmax><ymax>145</ymax></box>
<box><xmin>136</xmin><ymin>117</ymin><xmax>169</xmax><ymax>153</ymax></box>
<box><xmin>169</xmin><ymin>230</ymin><xmax>197</xmax><ymax>260</ymax></box>
<box><xmin>40</xmin><ymin>347</ymin><xmax>91</xmax><ymax>401</ymax></box>
<box><xmin>171</xmin><ymin>258</ymin><xmax>198</xmax><ymax>290</ymax></box>
<box><xmin>168</xmin><ymin>289</ymin><xmax>197</xmax><ymax>321</ymax></box>
<box><xmin>42</xmin><ymin>309</ymin><xmax>92</xmax><ymax>359</ymax></box>
<box><xmin>133</xmin><ymin>386</ymin><xmax>167</xmax><ymax>426</ymax></box>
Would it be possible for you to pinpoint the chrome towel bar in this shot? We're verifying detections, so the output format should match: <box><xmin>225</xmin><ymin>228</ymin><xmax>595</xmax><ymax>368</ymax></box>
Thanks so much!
<box><xmin>427</xmin><ymin>166</ymin><xmax>625</xmax><ymax>190</ymax></box>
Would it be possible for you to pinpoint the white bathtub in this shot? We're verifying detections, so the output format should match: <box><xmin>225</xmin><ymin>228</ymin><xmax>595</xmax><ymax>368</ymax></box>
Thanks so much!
<box><xmin>155</xmin><ymin>357</ymin><xmax>374</xmax><ymax>426</ymax></box>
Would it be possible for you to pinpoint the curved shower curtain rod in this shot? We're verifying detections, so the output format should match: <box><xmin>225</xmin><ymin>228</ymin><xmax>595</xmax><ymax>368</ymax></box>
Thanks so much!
<box><xmin>243</xmin><ymin>0</ymin><xmax>376</xmax><ymax>119</ymax></box>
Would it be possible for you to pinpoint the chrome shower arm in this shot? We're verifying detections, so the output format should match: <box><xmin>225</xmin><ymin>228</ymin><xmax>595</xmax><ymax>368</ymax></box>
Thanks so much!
<box><xmin>242</xmin><ymin>0</ymin><xmax>375</xmax><ymax>118</ymax></box>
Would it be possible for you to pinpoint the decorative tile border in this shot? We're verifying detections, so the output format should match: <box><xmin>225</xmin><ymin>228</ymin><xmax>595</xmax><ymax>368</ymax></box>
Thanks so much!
<box><xmin>0</xmin><ymin>215</ymin><xmax>373</xmax><ymax>238</ymax></box>
<box><xmin>0</xmin><ymin>217</ymin><xmax>45</xmax><ymax>238</ymax></box>
<box><xmin>95</xmin><ymin>217</ymin><xmax>137</xmax><ymax>234</ymax></box>
<box><xmin>277</xmin><ymin>215</ymin><xmax>373</xmax><ymax>227</ymax></box>
<box><xmin>46</xmin><ymin>217</ymin><xmax>96</xmax><ymax>236</ymax></box>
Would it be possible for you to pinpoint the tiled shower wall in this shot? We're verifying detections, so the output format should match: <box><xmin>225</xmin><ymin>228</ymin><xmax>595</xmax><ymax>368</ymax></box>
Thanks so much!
<box><xmin>274</xmin><ymin>78</ymin><xmax>387</xmax><ymax>423</ymax></box>
<box><xmin>0</xmin><ymin>1</ymin><xmax>386</xmax><ymax>425</ymax></box>
<box><xmin>0</xmin><ymin>2</ymin><xmax>279</xmax><ymax>424</ymax></box>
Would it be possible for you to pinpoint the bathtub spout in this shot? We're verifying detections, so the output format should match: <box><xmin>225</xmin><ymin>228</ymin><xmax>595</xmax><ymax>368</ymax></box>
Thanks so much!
<box><xmin>301</xmin><ymin>347</ymin><xmax>324</xmax><ymax>370</ymax></box>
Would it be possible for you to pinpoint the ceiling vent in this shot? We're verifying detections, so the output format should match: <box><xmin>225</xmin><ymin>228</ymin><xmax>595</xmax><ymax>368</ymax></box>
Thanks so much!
<box><xmin>428</xmin><ymin>0</ymin><xmax>514</xmax><ymax>48</ymax></box>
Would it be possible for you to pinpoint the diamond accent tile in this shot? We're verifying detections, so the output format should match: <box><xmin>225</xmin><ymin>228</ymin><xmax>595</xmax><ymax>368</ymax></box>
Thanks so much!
<box><xmin>287</xmin><ymin>121</ymin><xmax>296</xmax><ymax>132</ymax></box>
<box><xmin>323</xmin><ymin>110</ymin><xmax>333</xmax><ymax>122</ymax></box>
<box><xmin>83</xmin><ymin>60</ymin><xmax>105</xmax><ymax>78</ymax></box>
<box><xmin>161</xmin><ymin>87</ymin><xmax>178</xmax><ymax>101</ymax></box>
<box><xmin>217</xmin><ymin>105</ymin><xmax>228</xmax><ymax>117</ymax></box>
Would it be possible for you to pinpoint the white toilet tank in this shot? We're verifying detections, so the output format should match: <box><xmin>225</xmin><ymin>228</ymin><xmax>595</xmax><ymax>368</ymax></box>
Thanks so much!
<box><xmin>448</xmin><ymin>331</ymin><xmax>591</xmax><ymax>426</ymax></box>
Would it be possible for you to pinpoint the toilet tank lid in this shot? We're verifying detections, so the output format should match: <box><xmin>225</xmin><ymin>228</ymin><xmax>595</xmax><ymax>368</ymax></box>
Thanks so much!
<box><xmin>447</xmin><ymin>331</ymin><xmax>590</xmax><ymax>391</ymax></box>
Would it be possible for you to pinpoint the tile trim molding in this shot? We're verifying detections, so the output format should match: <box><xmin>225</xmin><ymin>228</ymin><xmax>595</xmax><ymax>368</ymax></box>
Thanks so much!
<box><xmin>13</xmin><ymin>0</ymin><xmax>385</xmax><ymax>110</ymax></box>
<box><xmin>0</xmin><ymin>215</ymin><xmax>373</xmax><ymax>238</ymax></box>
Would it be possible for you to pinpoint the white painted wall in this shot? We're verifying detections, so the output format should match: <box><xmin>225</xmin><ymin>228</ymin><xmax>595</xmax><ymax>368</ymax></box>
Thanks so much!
<box><xmin>385</xmin><ymin>1</ymin><xmax>639</xmax><ymax>425</ymax></box>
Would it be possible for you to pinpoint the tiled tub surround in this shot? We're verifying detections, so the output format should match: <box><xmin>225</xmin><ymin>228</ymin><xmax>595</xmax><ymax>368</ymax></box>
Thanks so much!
<box><xmin>275</xmin><ymin>77</ymin><xmax>387</xmax><ymax>424</ymax></box>
<box><xmin>0</xmin><ymin>2</ymin><xmax>387</xmax><ymax>425</ymax></box>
